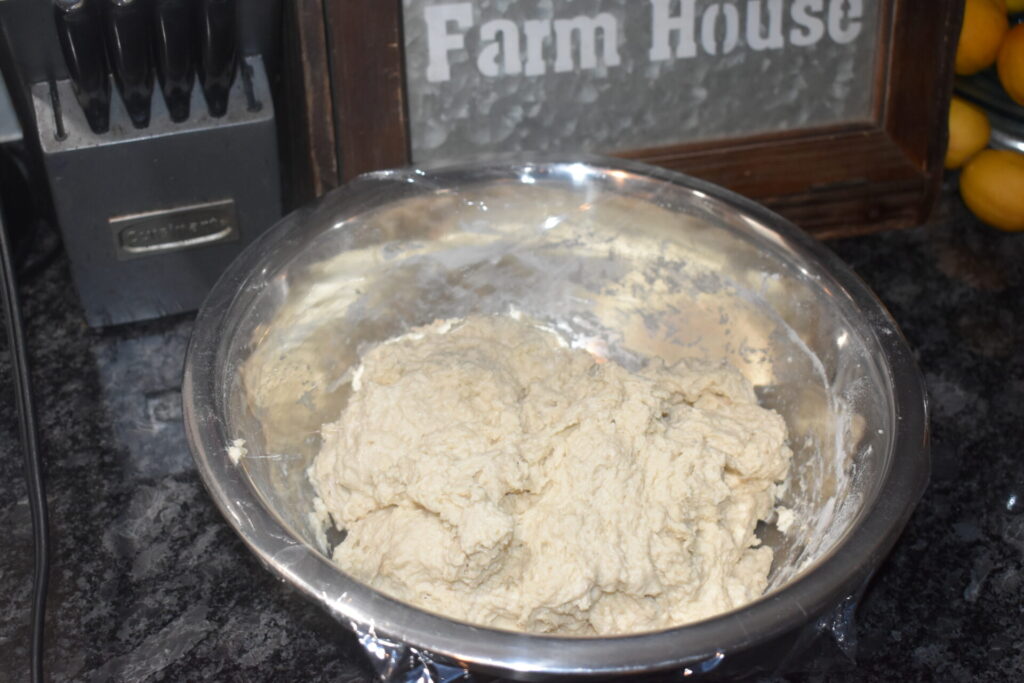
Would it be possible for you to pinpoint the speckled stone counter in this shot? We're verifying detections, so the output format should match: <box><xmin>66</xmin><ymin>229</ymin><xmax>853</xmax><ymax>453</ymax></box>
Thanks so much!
<box><xmin>1</xmin><ymin>193</ymin><xmax>1022</xmax><ymax>682</ymax></box>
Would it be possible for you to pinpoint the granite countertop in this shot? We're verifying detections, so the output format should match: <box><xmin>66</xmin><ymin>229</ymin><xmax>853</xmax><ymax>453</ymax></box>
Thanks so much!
<box><xmin>0</xmin><ymin>192</ymin><xmax>1022</xmax><ymax>682</ymax></box>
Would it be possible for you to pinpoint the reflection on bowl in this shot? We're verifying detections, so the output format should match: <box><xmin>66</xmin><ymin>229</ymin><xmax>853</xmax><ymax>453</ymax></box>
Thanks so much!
<box><xmin>182</xmin><ymin>157</ymin><xmax>927</xmax><ymax>679</ymax></box>
<box><xmin>956</xmin><ymin>69</ymin><xmax>1024</xmax><ymax>152</ymax></box>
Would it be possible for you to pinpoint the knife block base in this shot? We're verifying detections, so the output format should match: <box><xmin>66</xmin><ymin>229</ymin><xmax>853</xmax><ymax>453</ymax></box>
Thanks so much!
<box><xmin>31</xmin><ymin>55</ymin><xmax>280</xmax><ymax>327</ymax></box>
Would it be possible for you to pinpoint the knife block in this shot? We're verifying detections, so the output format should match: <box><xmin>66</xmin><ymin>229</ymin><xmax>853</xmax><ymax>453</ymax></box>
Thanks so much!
<box><xmin>31</xmin><ymin>55</ymin><xmax>280</xmax><ymax>327</ymax></box>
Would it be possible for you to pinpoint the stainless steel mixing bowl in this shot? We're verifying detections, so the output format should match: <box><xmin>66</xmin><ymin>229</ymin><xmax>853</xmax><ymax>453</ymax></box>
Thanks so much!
<box><xmin>182</xmin><ymin>157</ymin><xmax>928</xmax><ymax>679</ymax></box>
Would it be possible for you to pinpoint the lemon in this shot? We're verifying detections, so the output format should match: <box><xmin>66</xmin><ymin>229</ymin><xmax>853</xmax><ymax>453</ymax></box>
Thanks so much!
<box><xmin>960</xmin><ymin>149</ymin><xmax>1024</xmax><ymax>232</ymax></box>
<box><xmin>946</xmin><ymin>97</ymin><xmax>991</xmax><ymax>169</ymax></box>
<box><xmin>956</xmin><ymin>0</ymin><xmax>1010</xmax><ymax>75</ymax></box>
<box><xmin>998</xmin><ymin>24</ymin><xmax>1024</xmax><ymax>105</ymax></box>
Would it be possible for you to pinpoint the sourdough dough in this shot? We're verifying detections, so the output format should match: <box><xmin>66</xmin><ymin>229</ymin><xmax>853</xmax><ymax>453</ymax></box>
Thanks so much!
<box><xmin>310</xmin><ymin>315</ymin><xmax>791</xmax><ymax>635</ymax></box>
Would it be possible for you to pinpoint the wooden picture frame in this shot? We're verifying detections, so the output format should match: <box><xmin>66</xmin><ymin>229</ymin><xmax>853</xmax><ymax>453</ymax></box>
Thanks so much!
<box><xmin>282</xmin><ymin>0</ymin><xmax>962</xmax><ymax>237</ymax></box>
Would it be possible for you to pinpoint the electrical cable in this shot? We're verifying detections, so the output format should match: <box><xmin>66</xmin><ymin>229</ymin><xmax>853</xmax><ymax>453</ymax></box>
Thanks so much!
<box><xmin>0</xmin><ymin>195</ymin><xmax>49</xmax><ymax>681</ymax></box>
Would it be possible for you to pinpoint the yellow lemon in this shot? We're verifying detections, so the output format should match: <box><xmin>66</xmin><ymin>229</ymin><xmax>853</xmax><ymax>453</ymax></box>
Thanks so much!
<box><xmin>998</xmin><ymin>24</ymin><xmax>1024</xmax><ymax>105</ymax></box>
<box><xmin>960</xmin><ymin>149</ymin><xmax>1024</xmax><ymax>231</ymax></box>
<box><xmin>945</xmin><ymin>96</ymin><xmax>991</xmax><ymax>169</ymax></box>
<box><xmin>956</xmin><ymin>0</ymin><xmax>1010</xmax><ymax>75</ymax></box>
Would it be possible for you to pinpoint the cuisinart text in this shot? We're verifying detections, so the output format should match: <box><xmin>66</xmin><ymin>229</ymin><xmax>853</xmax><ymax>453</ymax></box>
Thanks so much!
<box><xmin>423</xmin><ymin>0</ymin><xmax>865</xmax><ymax>82</ymax></box>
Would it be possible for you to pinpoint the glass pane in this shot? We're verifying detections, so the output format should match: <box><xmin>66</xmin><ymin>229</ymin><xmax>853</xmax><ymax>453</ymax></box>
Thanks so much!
<box><xmin>403</xmin><ymin>0</ymin><xmax>882</xmax><ymax>162</ymax></box>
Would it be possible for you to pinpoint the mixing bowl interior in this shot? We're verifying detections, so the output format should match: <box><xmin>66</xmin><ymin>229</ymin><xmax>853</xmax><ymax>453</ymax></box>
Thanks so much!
<box><xmin>217</xmin><ymin>163</ymin><xmax>893</xmax><ymax>604</ymax></box>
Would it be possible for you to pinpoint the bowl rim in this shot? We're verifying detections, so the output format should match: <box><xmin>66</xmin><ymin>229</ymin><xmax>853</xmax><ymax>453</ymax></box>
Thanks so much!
<box><xmin>182</xmin><ymin>154</ymin><xmax>929</xmax><ymax>677</ymax></box>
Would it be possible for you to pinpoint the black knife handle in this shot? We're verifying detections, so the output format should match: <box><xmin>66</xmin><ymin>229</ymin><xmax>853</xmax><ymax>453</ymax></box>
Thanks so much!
<box><xmin>152</xmin><ymin>0</ymin><xmax>194</xmax><ymax>122</ymax></box>
<box><xmin>104</xmin><ymin>0</ymin><xmax>154</xmax><ymax>129</ymax></box>
<box><xmin>197</xmin><ymin>0</ymin><xmax>236</xmax><ymax>117</ymax></box>
<box><xmin>53</xmin><ymin>0</ymin><xmax>111</xmax><ymax>134</ymax></box>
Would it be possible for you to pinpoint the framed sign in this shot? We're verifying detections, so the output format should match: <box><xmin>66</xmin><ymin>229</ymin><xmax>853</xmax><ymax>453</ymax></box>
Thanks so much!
<box><xmin>282</xmin><ymin>0</ymin><xmax>961</xmax><ymax>237</ymax></box>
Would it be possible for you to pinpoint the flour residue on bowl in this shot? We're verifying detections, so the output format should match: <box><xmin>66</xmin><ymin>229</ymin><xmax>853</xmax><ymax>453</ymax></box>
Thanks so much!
<box><xmin>308</xmin><ymin>314</ymin><xmax>793</xmax><ymax>635</ymax></box>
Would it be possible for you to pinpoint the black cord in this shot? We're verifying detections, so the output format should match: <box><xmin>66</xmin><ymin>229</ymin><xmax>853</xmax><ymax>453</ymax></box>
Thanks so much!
<box><xmin>0</xmin><ymin>197</ymin><xmax>49</xmax><ymax>680</ymax></box>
